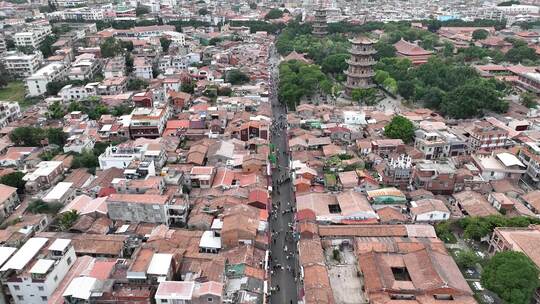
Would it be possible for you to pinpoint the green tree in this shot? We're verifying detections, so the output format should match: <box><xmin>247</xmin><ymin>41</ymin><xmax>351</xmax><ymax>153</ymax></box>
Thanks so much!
<box><xmin>384</xmin><ymin>115</ymin><xmax>415</xmax><ymax>143</ymax></box>
<box><xmin>198</xmin><ymin>8</ymin><xmax>209</xmax><ymax>15</ymax></box>
<box><xmin>100</xmin><ymin>37</ymin><xmax>124</xmax><ymax>58</ymax></box>
<box><xmin>520</xmin><ymin>92</ymin><xmax>537</xmax><ymax>108</ymax></box>
<box><xmin>472</xmin><ymin>29</ymin><xmax>489</xmax><ymax>40</ymax></box>
<box><xmin>226</xmin><ymin>69</ymin><xmax>250</xmax><ymax>85</ymax></box>
<box><xmin>9</xmin><ymin>127</ymin><xmax>43</xmax><ymax>146</ymax></box>
<box><xmin>0</xmin><ymin>62</ymin><xmax>10</xmax><ymax>88</ymax></box>
<box><xmin>181</xmin><ymin>82</ymin><xmax>195</xmax><ymax>94</ymax></box>
<box><xmin>39</xmin><ymin>35</ymin><xmax>58</xmax><ymax>57</ymax></box>
<box><xmin>28</xmin><ymin>200</ymin><xmax>49</xmax><ymax>214</ymax></box>
<box><xmin>47</xmin><ymin>101</ymin><xmax>65</xmax><ymax>120</ymax></box>
<box><xmin>454</xmin><ymin>250</ymin><xmax>481</xmax><ymax>269</ymax></box>
<box><xmin>160</xmin><ymin>37</ymin><xmax>172</xmax><ymax>52</ymax></box>
<box><xmin>482</xmin><ymin>251</ymin><xmax>539</xmax><ymax>304</ymax></box>
<box><xmin>321</xmin><ymin>53</ymin><xmax>349</xmax><ymax>75</ymax></box>
<box><xmin>46</xmin><ymin>81</ymin><xmax>66</xmax><ymax>96</ymax></box>
<box><xmin>249</xmin><ymin>2</ymin><xmax>257</xmax><ymax>9</ymax></box>
<box><xmin>505</xmin><ymin>45</ymin><xmax>538</xmax><ymax>63</ymax></box>
<box><xmin>374</xmin><ymin>41</ymin><xmax>396</xmax><ymax>60</ymax></box>
<box><xmin>265</xmin><ymin>8</ymin><xmax>283</xmax><ymax>20</ymax></box>
<box><xmin>397</xmin><ymin>80</ymin><xmax>415</xmax><ymax>100</ymax></box>
<box><xmin>58</xmin><ymin>210</ymin><xmax>79</xmax><ymax>231</ymax></box>
<box><xmin>46</xmin><ymin>128</ymin><xmax>67</xmax><ymax>146</ymax></box>
<box><xmin>351</xmin><ymin>88</ymin><xmax>377</xmax><ymax>105</ymax></box>
<box><xmin>135</xmin><ymin>4</ymin><xmax>150</xmax><ymax>16</ymax></box>
<box><xmin>374</xmin><ymin>70</ymin><xmax>390</xmax><ymax>84</ymax></box>
<box><xmin>0</xmin><ymin>172</ymin><xmax>26</xmax><ymax>193</ymax></box>
<box><xmin>127</xmin><ymin>78</ymin><xmax>149</xmax><ymax>91</ymax></box>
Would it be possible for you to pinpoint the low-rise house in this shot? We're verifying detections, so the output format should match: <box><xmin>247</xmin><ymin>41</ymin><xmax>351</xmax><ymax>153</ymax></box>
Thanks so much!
<box><xmin>378</xmin><ymin>154</ymin><xmax>412</xmax><ymax>190</ymax></box>
<box><xmin>43</xmin><ymin>182</ymin><xmax>75</xmax><ymax>205</ymax></box>
<box><xmin>97</xmin><ymin>77</ymin><xmax>127</xmax><ymax>95</ymax></box>
<box><xmin>67</xmin><ymin>53</ymin><xmax>101</xmax><ymax>81</ymax></box>
<box><xmin>190</xmin><ymin>166</ymin><xmax>215</xmax><ymax>188</ymax></box>
<box><xmin>0</xmin><ymin>147</ymin><xmax>36</xmax><ymax>167</ymax></box>
<box><xmin>296</xmin><ymin>191</ymin><xmax>378</xmax><ymax>223</ymax></box>
<box><xmin>518</xmin><ymin>142</ymin><xmax>540</xmax><ymax>188</ymax></box>
<box><xmin>409</xmin><ymin>198</ymin><xmax>450</xmax><ymax>222</ymax></box>
<box><xmin>453</xmin><ymin>190</ymin><xmax>499</xmax><ymax>217</ymax></box>
<box><xmin>371</xmin><ymin>139</ymin><xmax>405</xmax><ymax>157</ymax></box>
<box><xmin>412</xmin><ymin>160</ymin><xmax>459</xmax><ymax>195</ymax></box>
<box><xmin>22</xmin><ymin>161</ymin><xmax>64</xmax><ymax>192</ymax></box>
<box><xmin>0</xmin><ymin>184</ymin><xmax>19</xmax><ymax>220</ymax></box>
<box><xmin>63</xmin><ymin>134</ymin><xmax>95</xmax><ymax>154</ymax></box>
<box><xmin>106</xmin><ymin>193</ymin><xmax>185</xmax><ymax>225</ymax></box>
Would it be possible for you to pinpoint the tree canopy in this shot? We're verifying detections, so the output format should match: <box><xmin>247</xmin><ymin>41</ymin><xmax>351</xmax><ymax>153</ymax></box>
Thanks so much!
<box><xmin>225</xmin><ymin>69</ymin><xmax>250</xmax><ymax>85</ymax></box>
<box><xmin>100</xmin><ymin>37</ymin><xmax>125</xmax><ymax>58</ymax></box>
<box><xmin>384</xmin><ymin>116</ymin><xmax>415</xmax><ymax>143</ymax></box>
<box><xmin>9</xmin><ymin>127</ymin><xmax>66</xmax><ymax>147</ymax></box>
<box><xmin>0</xmin><ymin>172</ymin><xmax>26</xmax><ymax>193</ymax></box>
<box><xmin>482</xmin><ymin>251</ymin><xmax>539</xmax><ymax>304</ymax></box>
<box><xmin>472</xmin><ymin>29</ymin><xmax>489</xmax><ymax>40</ymax></box>
<box><xmin>264</xmin><ymin>8</ymin><xmax>283</xmax><ymax>20</ymax></box>
<box><xmin>278</xmin><ymin>60</ymin><xmax>332</xmax><ymax>109</ymax></box>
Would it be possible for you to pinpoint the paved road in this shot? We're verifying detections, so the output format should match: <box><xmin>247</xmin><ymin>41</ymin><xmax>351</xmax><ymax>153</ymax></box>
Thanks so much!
<box><xmin>267</xmin><ymin>45</ymin><xmax>299</xmax><ymax>304</ymax></box>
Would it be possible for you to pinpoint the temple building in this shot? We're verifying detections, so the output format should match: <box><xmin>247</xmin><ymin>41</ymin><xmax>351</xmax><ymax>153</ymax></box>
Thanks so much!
<box><xmin>394</xmin><ymin>38</ymin><xmax>433</xmax><ymax>65</ymax></box>
<box><xmin>344</xmin><ymin>36</ymin><xmax>377</xmax><ymax>98</ymax></box>
<box><xmin>312</xmin><ymin>6</ymin><xmax>328</xmax><ymax>38</ymax></box>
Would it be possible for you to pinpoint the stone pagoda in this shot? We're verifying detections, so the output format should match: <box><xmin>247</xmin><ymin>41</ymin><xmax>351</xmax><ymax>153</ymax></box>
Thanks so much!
<box><xmin>312</xmin><ymin>6</ymin><xmax>328</xmax><ymax>38</ymax></box>
<box><xmin>344</xmin><ymin>36</ymin><xmax>377</xmax><ymax>98</ymax></box>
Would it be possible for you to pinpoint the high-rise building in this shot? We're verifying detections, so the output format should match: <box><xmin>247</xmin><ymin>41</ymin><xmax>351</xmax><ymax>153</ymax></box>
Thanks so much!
<box><xmin>312</xmin><ymin>7</ymin><xmax>328</xmax><ymax>37</ymax></box>
<box><xmin>344</xmin><ymin>36</ymin><xmax>377</xmax><ymax>98</ymax></box>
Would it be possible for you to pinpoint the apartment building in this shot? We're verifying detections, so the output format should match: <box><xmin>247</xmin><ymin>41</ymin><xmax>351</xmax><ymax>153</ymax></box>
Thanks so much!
<box><xmin>379</xmin><ymin>154</ymin><xmax>412</xmax><ymax>190</ymax></box>
<box><xmin>14</xmin><ymin>26</ymin><xmax>52</xmax><ymax>49</ymax></box>
<box><xmin>98</xmin><ymin>144</ymin><xmax>146</xmax><ymax>170</ymax></box>
<box><xmin>3</xmin><ymin>51</ymin><xmax>43</xmax><ymax>78</ymax></box>
<box><xmin>133</xmin><ymin>57</ymin><xmax>153</xmax><ymax>79</ymax></box>
<box><xmin>0</xmin><ymin>102</ymin><xmax>21</xmax><ymax>129</ymax></box>
<box><xmin>515</xmin><ymin>72</ymin><xmax>540</xmax><ymax>95</ymax></box>
<box><xmin>106</xmin><ymin>193</ymin><xmax>187</xmax><ymax>225</ymax></box>
<box><xmin>412</xmin><ymin>160</ymin><xmax>459</xmax><ymax>195</ymax></box>
<box><xmin>129</xmin><ymin>107</ymin><xmax>170</xmax><ymax>139</ymax></box>
<box><xmin>371</xmin><ymin>139</ymin><xmax>405</xmax><ymax>157</ymax></box>
<box><xmin>0</xmin><ymin>238</ymin><xmax>76</xmax><ymax>304</ymax></box>
<box><xmin>468</xmin><ymin>120</ymin><xmax>512</xmax><ymax>152</ymax></box>
<box><xmin>518</xmin><ymin>142</ymin><xmax>540</xmax><ymax>188</ymax></box>
<box><xmin>472</xmin><ymin>152</ymin><xmax>526</xmax><ymax>182</ymax></box>
<box><xmin>68</xmin><ymin>54</ymin><xmax>102</xmax><ymax>81</ymax></box>
<box><xmin>103</xmin><ymin>56</ymin><xmax>125</xmax><ymax>78</ymax></box>
<box><xmin>414</xmin><ymin>128</ymin><xmax>467</xmax><ymax>159</ymax></box>
<box><xmin>26</xmin><ymin>62</ymin><xmax>70</xmax><ymax>96</ymax></box>
<box><xmin>97</xmin><ymin>77</ymin><xmax>127</xmax><ymax>95</ymax></box>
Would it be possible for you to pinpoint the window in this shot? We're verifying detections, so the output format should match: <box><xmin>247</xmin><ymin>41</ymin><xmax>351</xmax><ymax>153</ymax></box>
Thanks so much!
<box><xmin>17</xmin><ymin>296</ymin><xmax>23</xmax><ymax>301</ymax></box>
<box><xmin>67</xmin><ymin>257</ymin><xmax>72</xmax><ymax>265</ymax></box>
<box><xmin>41</xmin><ymin>296</ymin><xmax>47</xmax><ymax>301</ymax></box>
<box><xmin>328</xmin><ymin>204</ymin><xmax>342</xmax><ymax>214</ymax></box>
<box><xmin>14</xmin><ymin>285</ymin><xmax>20</xmax><ymax>290</ymax></box>
<box><xmin>38</xmin><ymin>286</ymin><xmax>44</xmax><ymax>291</ymax></box>
<box><xmin>53</xmin><ymin>275</ymin><xmax>58</xmax><ymax>282</ymax></box>
<box><xmin>391</xmin><ymin>267</ymin><xmax>412</xmax><ymax>281</ymax></box>
<box><xmin>208</xmin><ymin>297</ymin><xmax>214</xmax><ymax>302</ymax></box>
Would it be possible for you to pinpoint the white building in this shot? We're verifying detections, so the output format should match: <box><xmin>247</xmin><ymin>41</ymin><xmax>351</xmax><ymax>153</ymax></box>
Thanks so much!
<box><xmin>1</xmin><ymin>238</ymin><xmax>76</xmax><ymax>304</ymax></box>
<box><xmin>3</xmin><ymin>51</ymin><xmax>43</xmax><ymax>78</ymax></box>
<box><xmin>155</xmin><ymin>281</ymin><xmax>195</xmax><ymax>304</ymax></box>
<box><xmin>472</xmin><ymin>152</ymin><xmax>526</xmax><ymax>182</ymax></box>
<box><xmin>98</xmin><ymin>144</ymin><xmax>146</xmax><ymax>170</ymax></box>
<box><xmin>14</xmin><ymin>26</ymin><xmax>52</xmax><ymax>49</ymax></box>
<box><xmin>409</xmin><ymin>198</ymin><xmax>450</xmax><ymax>222</ymax></box>
<box><xmin>26</xmin><ymin>62</ymin><xmax>70</xmax><ymax>96</ymax></box>
<box><xmin>496</xmin><ymin>4</ymin><xmax>539</xmax><ymax>15</ymax></box>
<box><xmin>58</xmin><ymin>83</ymin><xmax>98</xmax><ymax>101</ymax></box>
<box><xmin>63</xmin><ymin>134</ymin><xmax>95</xmax><ymax>154</ymax></box>
<box><xmin>0</xmin><ymin>102</ymin><xmax>21</xmax><ymax>128</ymax></box>
<box><xmin>343</xmin><ymin>110</ymin><xmax>367</xmax><ymax>125</ymax></box>
<box><xmin>42</xmin><ymin>182</ymin><xmax>75</xmax><ymax>205</ymax></box>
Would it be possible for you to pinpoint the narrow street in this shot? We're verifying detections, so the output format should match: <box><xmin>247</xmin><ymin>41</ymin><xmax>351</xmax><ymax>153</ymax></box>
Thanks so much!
<box><xmin>268</xmin><ymin>44</ymin><xmax>300</xmax><ymax>304</ymax></box>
